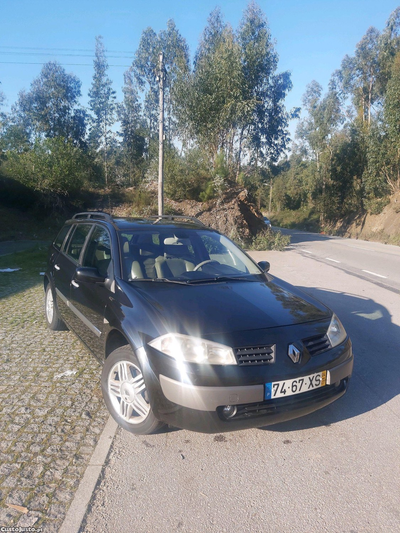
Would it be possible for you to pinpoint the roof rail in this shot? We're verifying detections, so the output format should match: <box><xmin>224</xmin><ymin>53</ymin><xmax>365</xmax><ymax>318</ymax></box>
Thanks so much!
<box><xmin>149</xmin><ymin>215</ymin><xmax>206</xmax><ymax>227</ymax></box>
<box><xmin>72</xmin><ymin>212</ymin><xmax>113</xmax><ymax>222</ymax></box>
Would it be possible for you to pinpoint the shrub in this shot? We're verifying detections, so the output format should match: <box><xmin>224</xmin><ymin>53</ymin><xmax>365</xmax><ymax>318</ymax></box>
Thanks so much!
<box><xmin>4</xmin><ymin>137</ymin><xmax>95</xmax><ymax>196</ymax></box>
<box><xmin>250</xmin><ymin>228</ymin><xmax>290</xmax><ymax>251</ymax></box>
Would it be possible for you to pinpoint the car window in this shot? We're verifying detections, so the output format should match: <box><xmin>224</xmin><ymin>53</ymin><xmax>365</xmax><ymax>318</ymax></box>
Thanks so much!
<box><xmin>65</xmin><ymin>224</ymin><xmax>92</xmax><ymax>263</ymax></box>
<box><xmin>119</xmin><ymin>229</ymin><xmax>261</xmax><ymax>281</ymax></box>
<box><xmin>82</xmin><ymin>226</ymin><xmax>112</xmax><ymax>278</ymax></box>
<box><xmin>200</xmin><ymin>233</ymin><xmax>247</xmax><ymax>271</ymax></box>
<box><xmin>53</xmin><ymin>225</ymin><xmax>71</xmax><ymax>251</ymax></box>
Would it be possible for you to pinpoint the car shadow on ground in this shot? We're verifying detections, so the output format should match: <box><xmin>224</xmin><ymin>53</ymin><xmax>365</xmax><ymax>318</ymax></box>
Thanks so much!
<box><xmin>264</xmin><ymin>287</ymin><xmax>400</xmax><ymax>432</ymax></box>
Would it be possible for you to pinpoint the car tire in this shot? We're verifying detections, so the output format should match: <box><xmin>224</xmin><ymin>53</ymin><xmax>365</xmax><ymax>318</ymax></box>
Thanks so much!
<box><xmin>45</xmin><ymin>284</ymin><xmax>66</xmax><ymax>331</ymax></box>
<box><xmin>101</xmin><ymin>345</ymin><xmax>165</xmax><ymax>435</ymax></box>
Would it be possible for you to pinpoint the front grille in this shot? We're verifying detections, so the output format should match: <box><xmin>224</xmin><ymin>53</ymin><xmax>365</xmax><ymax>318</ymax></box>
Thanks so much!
<box><xmin>234</xmin><ymin>345</ymin><xmax>275</xmax><ymax>366</ymax></box>
<box><xmin>303</xmin><ymin>334</ymin><xmax>331</xmax><ymax>356</ymax></box>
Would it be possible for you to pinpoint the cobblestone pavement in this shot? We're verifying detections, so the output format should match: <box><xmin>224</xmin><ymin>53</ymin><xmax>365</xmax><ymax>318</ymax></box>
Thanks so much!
<box><xmin>0</xmin><ymin>271</ymin><xmax>109</xmax><ymax>531</ymax></box>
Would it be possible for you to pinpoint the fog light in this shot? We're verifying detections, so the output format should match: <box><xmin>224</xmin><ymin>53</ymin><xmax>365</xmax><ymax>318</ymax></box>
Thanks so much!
<box><xmin>222</xmin><ymin>405</ymin><xmax>237</xmax><ymax>419</ymax></box>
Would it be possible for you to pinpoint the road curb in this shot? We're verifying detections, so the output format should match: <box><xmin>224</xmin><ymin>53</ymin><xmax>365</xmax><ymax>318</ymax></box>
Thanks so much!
<box><xmin>59</xmin><ymin>416</ymin><xmax>118</xmax><ymax>533</ymax></box>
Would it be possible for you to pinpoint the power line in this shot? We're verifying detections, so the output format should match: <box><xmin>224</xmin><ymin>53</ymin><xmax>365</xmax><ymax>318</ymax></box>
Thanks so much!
<box><xmin>0</xmin><ymin>45</ymin><xmax>136</xmax><ymax>54</ymax></box>
<box><xmin>0</xmin><ymin>51</ymin><xmax>133</xmax><ymax>59</ymax></box>
<box><xmin>0</xmin><ymin>61</ymin><xmax>131</xmax><ymax>67</ymax></box>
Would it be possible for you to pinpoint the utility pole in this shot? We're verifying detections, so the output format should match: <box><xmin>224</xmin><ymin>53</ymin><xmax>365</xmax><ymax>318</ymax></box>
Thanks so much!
<box><xmin>158</xmin><ymin>52</ymin><xmax>165</xmax><ymax>217</ymax></box>
<box><xmin>269</xmin><ymin>180</ymin><xmax>273</xmax><ymax>214</ymax></box>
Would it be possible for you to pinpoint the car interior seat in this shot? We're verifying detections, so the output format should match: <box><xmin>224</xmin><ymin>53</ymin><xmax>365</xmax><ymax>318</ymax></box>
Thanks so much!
<box><xmin>156</xmin><ymin>237</ymin><xmax>195</xmax><ymax>278</ymax></box>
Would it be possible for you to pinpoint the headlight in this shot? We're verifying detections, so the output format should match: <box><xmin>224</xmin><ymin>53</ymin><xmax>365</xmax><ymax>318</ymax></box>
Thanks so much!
<box><xmin>327</xmin><ymin>314</ymin><xmax>347</xmax><ymax>347</ymax></box>
<box><xmin>148</xmin><ymin>333</ymin><xmax>237</xmax><ymax>365</ymax></box>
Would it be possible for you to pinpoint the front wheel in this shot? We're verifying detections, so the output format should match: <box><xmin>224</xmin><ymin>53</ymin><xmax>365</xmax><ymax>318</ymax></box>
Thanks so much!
<box><xmin>45</xmin><ymin>284</ymin><xmax>65</xmax><ymax>331</ymax></box>
<box><xmin>101</xmin><ymin>345</ymin><xmax>165</xmax><ymax>435</ymax></box>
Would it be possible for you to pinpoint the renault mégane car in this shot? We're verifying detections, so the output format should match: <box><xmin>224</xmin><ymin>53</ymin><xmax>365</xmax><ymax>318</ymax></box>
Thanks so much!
<box><xmin>44</xmin><ymin>212</ymin><xmax>353</xmax><ymax>434</ymax></box>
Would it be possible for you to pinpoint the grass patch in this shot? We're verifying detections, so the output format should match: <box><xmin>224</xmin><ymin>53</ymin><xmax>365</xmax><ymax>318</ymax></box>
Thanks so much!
<box><xmin>0</xmin><ymin>246</ymin><xmax>48</xmax><ymax>297</ymax></box>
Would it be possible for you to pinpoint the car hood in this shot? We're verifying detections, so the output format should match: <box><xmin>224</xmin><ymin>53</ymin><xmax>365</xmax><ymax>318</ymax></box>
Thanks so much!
<box><xmin>127</xmin><ymin>276</ymin><xmax>330</xmax><ymax>336</ymax></box>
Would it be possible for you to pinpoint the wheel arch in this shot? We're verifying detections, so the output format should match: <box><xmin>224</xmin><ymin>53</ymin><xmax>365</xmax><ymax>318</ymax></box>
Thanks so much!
<box><xmin>105</xmin><ymin>329</ymin><xmax>131</xmax><ymax>359</ymax></box>
<box><xmin>43</xmin><ymin>274</ymin><xmax>50</xmax><ymax>292</ymax></box>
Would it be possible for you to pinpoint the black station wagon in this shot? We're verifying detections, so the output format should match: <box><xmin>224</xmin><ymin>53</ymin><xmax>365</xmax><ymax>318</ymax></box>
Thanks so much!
<box><xmin>44</xmin><ymin>212</ymin><xmax>353</xmax><ymax>434</ymax></box>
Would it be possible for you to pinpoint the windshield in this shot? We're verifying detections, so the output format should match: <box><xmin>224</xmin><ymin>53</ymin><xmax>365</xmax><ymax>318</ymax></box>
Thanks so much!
<box><xmin>118</xmin><ymin>228</ymin><xmax>263</xmax><ymax>283</ymax></box>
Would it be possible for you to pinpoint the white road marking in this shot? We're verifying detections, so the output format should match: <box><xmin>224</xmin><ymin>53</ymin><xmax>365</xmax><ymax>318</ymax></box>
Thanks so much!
<box><xmin>326</xmin><ymin>258</ymin><xmax>340</xmax><ymax>263</ymax></box>
<box><xmin>362</xmin><ymin>270</ymin><xmax>387</xmax><ymax>279</ymax></box>
<box><xmin>303</xmin><ymin>250</ymin><xmax>313</xmax><ymax>254</ymax></box>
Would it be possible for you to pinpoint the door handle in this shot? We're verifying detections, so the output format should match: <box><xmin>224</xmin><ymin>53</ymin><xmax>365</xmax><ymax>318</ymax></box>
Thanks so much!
<box><xmin>71</xmin><ymin>280</ymin><xmax>79</xmax><ymax>288</ymax></box>
<box><xmin>54</xmin><ymin>264</ymin><xmax>61</xmax><ymax>271</ymax></box>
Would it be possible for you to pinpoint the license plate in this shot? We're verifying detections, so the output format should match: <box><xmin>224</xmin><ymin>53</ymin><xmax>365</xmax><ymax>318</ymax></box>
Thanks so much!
<box><xmin>265</xmin><ymin>370</ymin><xmax>327</xmax><ymax>400</ymax></box>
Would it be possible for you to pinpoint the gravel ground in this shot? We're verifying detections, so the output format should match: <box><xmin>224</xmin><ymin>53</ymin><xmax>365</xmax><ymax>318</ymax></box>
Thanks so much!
<box><xmin>0</xmin><ymin>271</ymin><xmax>109</xmax><ymax>531</ymax></box>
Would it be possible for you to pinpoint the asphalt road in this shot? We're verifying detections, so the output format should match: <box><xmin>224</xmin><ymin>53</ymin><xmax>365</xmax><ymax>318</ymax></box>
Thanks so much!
<box><xmin>81</xmin><ymin>234</ymin><xmax>400</xmax><ymax>533</ymax></box>
<box><xmin>278</xmin><ymin>228</ymin><xmax>400</xmax><ymax>293</ymax></box>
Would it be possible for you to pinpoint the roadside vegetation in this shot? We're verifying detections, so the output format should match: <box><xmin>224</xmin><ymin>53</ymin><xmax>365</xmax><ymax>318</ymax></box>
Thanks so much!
<box><xmin>1</xmin><ymin>2</ymin><xmax>400</xmax><ymax>246</ymax></box>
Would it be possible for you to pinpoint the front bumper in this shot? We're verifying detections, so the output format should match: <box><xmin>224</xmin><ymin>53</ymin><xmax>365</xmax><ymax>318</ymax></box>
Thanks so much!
<box><xmin>160</xmin><ymin>356</ymin><xmax>353</xmax><ymax>412</ymax></box>
<box><xmin>149</xmin><ymin>344</ymin><xmax>353</xmax><ymax>433</ymax></box>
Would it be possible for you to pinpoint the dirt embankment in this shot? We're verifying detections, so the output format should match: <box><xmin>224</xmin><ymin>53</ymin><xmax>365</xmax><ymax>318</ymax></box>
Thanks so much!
<box><xmin>333</xmin><ymin>192</ymin><xmax>400</xmax><ymax>245</ymax></box>
<box><xmin>166</xmin><ymin>188</ymin><xmax>265</xmax><ymax>242</ymax></box>
<box><xmin>110</xmin><ymin>187</ymin><xmax>265</xmax><ymax>243</ymax></box>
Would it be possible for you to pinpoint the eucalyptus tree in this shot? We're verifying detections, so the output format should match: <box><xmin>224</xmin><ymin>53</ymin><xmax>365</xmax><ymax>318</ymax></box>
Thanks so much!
<box><xmin>176</xmin><ymin>3</ymin><xmax>293</xmax><ymax>175</ymax></box>
<box><xmin>131</xmin><ymin>21</ymin><xmax>190</xmax><ymax>140</ymax></box>
<box><xmin>0</xmin><ymin>82</ymin><xmax>5</xmax><ymax>136</ymax></box>
<box><xmin>237</xmin><ymin>1</ymin><xmax>293</xmax><ymax>169</ymax></box>
<box><xmin>118</xmin><ymin>68</ymin><xmax>146</xmax><ymax>184</ymax></box>
<box><xmin>88</xmin><ymin>36</ymin><xmax>117</xmax><ymax>185</ymax></box>
<box><xmin>341</xmin><ymin>27</ymin><xmax>382</xmax><ymax>125</ymax></box>
<box><xmin>296</xmin><ymin>78</ymin><xmax>344</xmax><ymax>221</ymax></box>
<box><xmin>0</xmin><ymin>82</ymin><xmax>5</xmax><ymax>117</ymax></box>
<box><xmin>378</xmin><ymin>8</ymin><xmax>400</xmax><ymax>93</ymax></box>
<box><xmin>365</xmin><ymin>51</ymin><xmax>400</xmax><ymax>198</ymax></box>
<box><xmin>11</xmin><ymin>62</ymin><xmax>86</xmax><ymax>145</ymax></box>
<box><xmin>178</xmin><ymin>15</ymin><xmax>245</xmax><ymax>167</ymax></box>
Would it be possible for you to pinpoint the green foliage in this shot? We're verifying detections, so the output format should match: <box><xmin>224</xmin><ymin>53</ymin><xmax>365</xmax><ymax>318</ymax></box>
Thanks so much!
<box><xmin>0</xmin><ymin>82</ymin><xmax>5</xmax><ymax>133</ymax></box>
<box><xmin>175</xmin><ymin>3</ymin><xmax>292</xmax><ymax>169</ymax></box>
<box><xmin>12</xmin><ymin>62</ymin><xmax>86</xmax><ymax>144</ymax></box>
<box><xmin>88</xmin><ymin>36</ymin><xmax>117</xmax><ymax>185</ymax></box>
<box><xmin>199</xmin><ymin>151</ymin><xmax>229</xmax><ymax>201</ymax></box>
<box><xmin>4</xmin><ymin>137</ymin><xmax>95</xmax><ymax>196</ymax></box>
<box><xmin>132</xmin><ymin>20</ymin><xmax>189</xmax><ymax>137</ymax></box>
<box><xmin>274</xmin><ymin>7</ymin><xmax>400</xmax><ymax>227</ymax></box>
<box><xmin>117</xmin><ymin>69</ymin><xmax>146</xmax><ymax>186</ymax></box>
<box><xmin>4</xmin><ymin>1</ymin><xmax>400</xmax><ymax>242</ymax></box>
<box><xmin>250</xmin><ymin>228</ymin><xmax>290</xmax><ymax>251</ymax></box>
<box><xmin>363</xmin><ymin>196</ymin><xmax>390</xmax><ymax>215</ymax></box>
<box><xmin>199</xmin><ymin>182</ymin><xmax>215</xmax><ymax>202</ymax></box>
<box><xmin>163</xmin><ymin>146</ymin><xmax>212</xmax><ymax>201</ymax></box>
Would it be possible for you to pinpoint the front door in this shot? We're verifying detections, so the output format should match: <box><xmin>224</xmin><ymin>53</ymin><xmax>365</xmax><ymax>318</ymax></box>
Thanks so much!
<box><xmin>69</xmin><ymin>225</ymin><xmax>113</xmax><ymax>356</ymax></box>
<box><xmin>54</xmin><ymin>224</ymin><xmax>93</xmax><ymax>327</ymax></box>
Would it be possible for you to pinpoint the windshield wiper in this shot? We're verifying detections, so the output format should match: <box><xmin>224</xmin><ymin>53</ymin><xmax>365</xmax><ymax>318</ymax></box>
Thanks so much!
<box><xmin>185</xmin><ymin>275</ymin><xmax>259</xmax><ymax>284</ymax></box>
<box><xmin>129</xmin><ymin>278</ymin><xmax>189</xmax><ymax>285</ymax></box>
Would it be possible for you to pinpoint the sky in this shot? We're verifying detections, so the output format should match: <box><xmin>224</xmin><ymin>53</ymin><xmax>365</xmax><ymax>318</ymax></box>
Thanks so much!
<box><xmin>1</xmin><ymin>0</ymin><xmax>400</xmax><ymax>138</ymax></box>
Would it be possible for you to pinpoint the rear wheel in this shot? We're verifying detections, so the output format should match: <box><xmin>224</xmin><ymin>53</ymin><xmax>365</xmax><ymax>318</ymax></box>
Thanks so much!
<box><xmin>101</xmin><ymin>345</ymin><xmax>165</xmax><ymax>435</ymax></box>
<box><xmin>45</xmin><ymin>284</ymin><xmax>65</xmax><ymax>331</ymax></box>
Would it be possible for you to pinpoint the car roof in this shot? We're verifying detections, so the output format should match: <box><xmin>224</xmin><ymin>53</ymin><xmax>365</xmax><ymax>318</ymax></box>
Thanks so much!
<box><xmin>65</xmin><ymin>212</ymin><xmax>213</xmax><ymax>232</ymax></box>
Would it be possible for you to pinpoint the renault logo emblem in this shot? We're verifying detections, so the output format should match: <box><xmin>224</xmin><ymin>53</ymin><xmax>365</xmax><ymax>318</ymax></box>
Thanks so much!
<box><xmin>288</xmin><ymin>344</ymin><xmax>301</xmax><ymax>364</ymax></box>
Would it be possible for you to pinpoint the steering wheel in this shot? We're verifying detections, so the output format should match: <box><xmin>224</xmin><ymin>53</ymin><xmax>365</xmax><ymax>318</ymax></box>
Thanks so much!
<box><xmin>193</xmin><ymin>260</ymin><xmax>220</xmax><ymax>272</ymax></box>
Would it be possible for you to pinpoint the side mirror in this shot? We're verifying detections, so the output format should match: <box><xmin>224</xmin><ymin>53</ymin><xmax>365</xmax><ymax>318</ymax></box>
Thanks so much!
<box><xmin>75</xmin><ymin>266</ymin><xmax>106</xmax><ymax>283</ymax></box>
<box><xmin>257</xmin><ymin>260</ymin><xmax>270</xmax><ymax>273</ymax></box>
